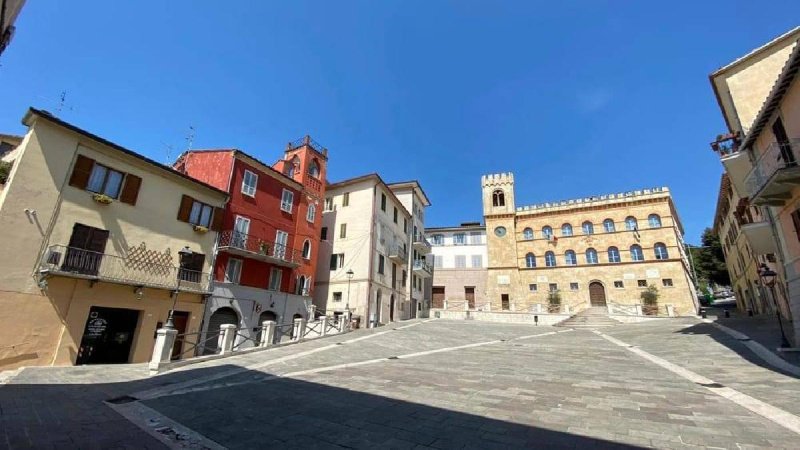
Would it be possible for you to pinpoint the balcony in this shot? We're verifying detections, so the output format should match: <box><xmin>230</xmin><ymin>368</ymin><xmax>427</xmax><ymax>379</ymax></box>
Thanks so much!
<box><xmin>745</xmin><ymin>139</ymin><xmax>800</xmax><ymax>206</ymax></box>
<box><xmin>218</xmin><ymin>230</ymin><xmax>301</xmax><ymax>268</ymax></box>
<box><xmin>39</xmin><ymin>245</ymin><xmax>211</xmax><ymax>293</ymax></box>
<box><xmin>388</xmin><ymin>244</ymin><xmax>407</xmax><ymax>264</ymax></box>
<box><xmin>412</xmin><ymin>260</ymin><xmax>432</xmax><ymax>278</ymax></box>
<box><xmin>413</xmin><ymin>232</ymin><xmax>431</xmax><ymax>253</ymax></box>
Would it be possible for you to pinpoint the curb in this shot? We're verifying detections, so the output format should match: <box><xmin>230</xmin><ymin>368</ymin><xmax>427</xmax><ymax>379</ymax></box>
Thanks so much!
<box><xmin>701</xmin><ymin>318</ymin><xmax>800</xmax><ymax>377</ymax></box>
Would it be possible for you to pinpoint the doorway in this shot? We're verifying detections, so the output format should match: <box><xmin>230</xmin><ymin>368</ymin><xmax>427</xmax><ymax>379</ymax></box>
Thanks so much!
<box><xmin>501</xmin><ymin>294</ymin><xmax>510</xmax><ymax>311</ymax></box>
<box><xmin>170</xmin><ymin>311</ymin><xmax>190</xmax><ymax>360</ymax></box>
<box><xmin>432</xmin><ymin>287</ymin><xmax>445</xmax><ymax>309</ymax></box>
<box><xmin>465</xmin><ymin>287</ymin><xmax>475</xmax><ymax>309</ymax></box>
<box><xmin>203</xmin><ymin>307</ymin><xmax>238</xmax><ymax>355</ymax></box>
<box><xmin>76</xmin><ymin>306</ymin><xmax>140</xmax><ymax>365</ymax></box>
<box><xmin>589</xmin><ymin>282</ymin><xmax>607</xmax><ymax>307</ymax></box>
<box><xmin>389</xmin><ymin>294</ymin><xmax>395</xmax><ymax>321</ymax></box>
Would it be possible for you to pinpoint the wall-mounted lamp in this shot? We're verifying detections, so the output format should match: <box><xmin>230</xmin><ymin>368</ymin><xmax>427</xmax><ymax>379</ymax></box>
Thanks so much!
<box><xmin>134</xmin><ymin>286</ymin><xmax>144</xmax><ymax>300</ymax></box>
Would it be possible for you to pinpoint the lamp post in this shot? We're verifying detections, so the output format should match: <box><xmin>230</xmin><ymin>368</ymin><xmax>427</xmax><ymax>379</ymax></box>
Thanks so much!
<box><xmin>165</xmin><ymin>246</ymin><xmax>194</xmax><ymax>329</ymax></box>
<box><xmin>758</xmin><ymin>263</ymin><xmax>790</xmax><ymax>348</ymax></box>
<box><xmin>345</xmin><ymin>269</ymin><xmax>354</xmax><ymax>312</ymax></box>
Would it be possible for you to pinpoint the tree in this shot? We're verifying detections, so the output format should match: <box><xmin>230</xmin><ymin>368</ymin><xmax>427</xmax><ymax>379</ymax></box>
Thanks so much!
<box><xmin>691</xmin><ymin>228</ymin><xmax>730</xmax><ymax>287</ymax></box>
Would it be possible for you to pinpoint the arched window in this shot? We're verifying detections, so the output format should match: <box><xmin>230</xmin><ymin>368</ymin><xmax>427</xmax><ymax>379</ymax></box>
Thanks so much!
<box><xmin>306</xmin><ymin>204</ymin><xmax>316</xmax><ymax>222</ymax></box>
<box><xmin>287</xmin><ymin>156</ymin><xmax>300</xmax><ymax>178</ymax></box>
<box><xmin>608</xmin><ymin>246</ymin><xmax>621</xmax><ymax>263</ymax></box>
<box><xmin>630</xmin><ymin>244</ymin><xmax>644</xmax><ymax>261</ymax></box>
<box><xmin>302</xmin><ymin>240</ymin><xmax>311</xmax><ymax>259</ymax></box>
<box><xmin>586</xmin><ymin>248</ymin><xmax>598</xmax><ymax>264</ymax></box>
<box><xmin>565</xmin><ymin>250</ymin><xmax>577</xmax><ymax>265</ymax></box>
<box><xmin>545</xmin><ymin>251</ymin><xmax>556</xmax><ymax>267</ymax></box>
<box><xmin>523</xmin><ymin>227</ymin><xmax>534</xmax><ymax>240</ymax></box>
<box><xmin>296</xmin><ymin>275</ymin><xmax>306</xmax><ymax>295</ymax></box>
<box><xmin>542</xmin><ymin>226</ymin><xmax>553</xmax><ymax>239</ymax></box>
<box><xmin>492</xmin><ymin>189</ymin><xmax>505</xmax><ymax>207</ymax></box>
<box><xmin>308</xmin><ymin>159</ymin><xmax>320</xmax><ymax>178</ymax></box>
<box><xmin>561</xmin><ymin>223</ymin><xmax>573</xmax><ymax>236</ymax></box>
<box><xmin>582</xmin><ymin>221</ymin><xmax>594</xmax><ymax>235</ymax></box>
<box><xmin>625</xmin><ymin>216</ymin><xmax>638</xmax><ymax>231</ymax></box>
<box><xmin>525</xmin><ymin>253</ymin><xmax>536</xmax><ymax>268</ymax></box>
<box><xmin>603</xmin><ymin>219</ymin><xmax>615</xmax><ymax>233</ymax></box>
<box><xmin>654</xmin><ymin>242</ymin><xmax>669</xmax><ymax>260</ymax></box>
<box><xmin>648</xmin><ymin>214</ymin><xmax>662</xmax><ymax>228</ymax></box>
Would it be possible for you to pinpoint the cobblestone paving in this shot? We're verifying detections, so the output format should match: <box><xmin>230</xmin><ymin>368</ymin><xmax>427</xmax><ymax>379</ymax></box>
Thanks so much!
<box><xmin>3</xmin><ymin>319</ymin><xmax>800</xmax><ymax>448</ymax></box>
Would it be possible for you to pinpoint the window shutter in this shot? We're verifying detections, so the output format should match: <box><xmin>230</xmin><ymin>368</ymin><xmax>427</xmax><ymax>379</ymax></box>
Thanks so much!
<box><xmin>177</xmin><ymin>195</ymin><xmax>194</xmax><ymax>222</ymax></box>
<box><xmin>330</xmin><ymin>254</ymin><xmax>337</xmax><ymax>270</ymax></box>
<box><xmin>69</xmin><ymin>155</ymin><xmax>95</xmax><ymax>189</ymax></box>
<box><xmin>210</xmin><ymin>207</ymin><xmax>224</xmax><ymax>232</ymax></box>
<box><xmin>119</xmin><ymin>174</ymin><xmax>142</xmax><ymax>205</ymax></box>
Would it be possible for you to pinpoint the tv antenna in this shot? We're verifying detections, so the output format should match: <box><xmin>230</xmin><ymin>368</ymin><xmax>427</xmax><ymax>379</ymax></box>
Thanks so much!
<box><xmin>185</xmin><ymin>126</ymin><xmax>195</xmax><ymax>151</ymax></box>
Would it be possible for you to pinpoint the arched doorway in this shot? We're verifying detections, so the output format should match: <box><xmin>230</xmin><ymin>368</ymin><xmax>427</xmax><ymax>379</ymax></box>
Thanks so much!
<box><xmin>389</xmin><ymin>294</ymin><xmax>395</xmax><ymax>322</ymax></box>
<box><xmin>203</xmin><ymin>307</ymin><xmax>238</xmax><ymax>355</ymax></box>
<box><xmin>589</xmin><ymin>282</ymin><xmax>607</xmax><ymax>307</ymax></box>
<box><xmin>256</xmin><ymin>311</ymin><xmax>277</xmax><ymax>345</ymax></box>
<box><xmin>375</xmin><ymin>290</ymin><xmax>382</xmax><ymax>325</ymax></box>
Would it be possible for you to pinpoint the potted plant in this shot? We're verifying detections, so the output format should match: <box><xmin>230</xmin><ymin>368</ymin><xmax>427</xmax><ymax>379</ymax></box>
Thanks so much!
<box><xmin>641</xmin><ymin>284</ymin><xmax>659</xmax><ymax>316</ymax></box>
<box><xmin>547</xmin><ymin>290</ymin><xmax>562</xmax><ymax>313</ymax></box>
<box><xmin>92</xmin><ymin>193</ymin><xmax>113</xmax><ymax>204</ymax></box>
<box><xmin>259</xmin><ymin>241</ymin><xmax>269</xmax><ymax>254</ymax></box>
<box><xmin>193</xmin><ymin>225</ymin><xmax>208</xmax><ymax>233</ymax></box>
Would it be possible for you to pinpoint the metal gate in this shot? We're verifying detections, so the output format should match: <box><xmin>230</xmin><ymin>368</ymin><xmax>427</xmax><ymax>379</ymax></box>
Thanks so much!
<box><xmin>589</xmin><ymin>282</ymin><xmax>606</xmax><ymax>307</ymax></box>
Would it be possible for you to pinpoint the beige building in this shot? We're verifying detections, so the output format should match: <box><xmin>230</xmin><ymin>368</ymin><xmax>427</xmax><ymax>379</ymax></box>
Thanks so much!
<box><xmin>0</xmin><ymin>108</ymin><xmax>227</xmax><ymax>368</ymax></box>
<box><xmin>313</xmin><ymin>174</ymin><xmax>419</xmax><ymax>326</ymax></box>
<box><xmin>482</xmin><ymin>173</ymin><xmax>697</xmax><ymax>315</ymax></box>
<box><xmin>709</xmin><ymin>28</ymin><xmax>800</xmax><ymax>345</ymax></box>
<box><xmin>426</xmin><ymin>223</ymin><xmax>488</xmax><ymax>309</ymax></box>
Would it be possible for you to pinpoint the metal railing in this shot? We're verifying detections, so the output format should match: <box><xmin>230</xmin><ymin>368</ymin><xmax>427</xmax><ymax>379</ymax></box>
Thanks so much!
<box><xmin>173</xmin><ymin>331</ymin><xmax>221</xmax><ymax>359</ymax></box>
<box><xmin>608</xmin><ymin>303</ymin><xmax>640</xmax><ymax>316</ymax></box>
<box><xmin>744</xmin><ymin>139</ymin><xmax>800</xmax><ymax>198</ymax></box>
<box><xmin>288</xmin><ymin>135</ymin><xmax>327</xmax><ymax>154</ymax></box>
<box><xmin>413</xmin><ymin>232</ymin><xmax>431</xmax><ymax>250</ymax></box>
<box><xmin>388</xmin><ymin>244</ymin><xmax>407</xmax><ymax>260</ymax></box>
<box><xmin>40</xmin><ymin>245</ymin><xmax>210</xmax><ymax>292</ymax></box>
<box><xmin>412</xmin><ymin>260</ymin><xmax>432</xmax><ymax>274</ymax></box>
<box><xmin>218</xmin><ymin>230</ymin><xmax>302</xmax><ymax>265</ymax></box>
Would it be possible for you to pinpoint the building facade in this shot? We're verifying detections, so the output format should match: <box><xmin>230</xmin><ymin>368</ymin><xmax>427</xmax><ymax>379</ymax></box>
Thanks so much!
<box><xmin>387</xmin><ymin>181</ymin><xmax>432</xmax><ymax>318</ymax></box>
<box><xmin>709</xmin><ymin>28</ymin><xmax>800</xmax><ymax>345</ymax></box>
<box><xmin>0</xmin><ymin>109</ymin><xmax>227</xmax><ymax>368</ymax></box>
<box><xmin>482</xmin><ymin>173</ymin><xmax>697</xmax><ymax>315</ymax></box>
<box><xmin>175</xmin><ymin>137</ymin><xmax>326</xmax><ymax>349</ymax></box>
<box><xmin>0</xmin><ymin>0</ymin><xmax>25</xmax><ymax>57</ymax></box>
<box><xmin>426</xmin><ymin>223</ymin><xmax>488</xmax><ymax>309</ymax></box>
<box><xmin>313</xmin><ymin>174</ymin><xmax>413</xmax><ymax>326</ymax></box>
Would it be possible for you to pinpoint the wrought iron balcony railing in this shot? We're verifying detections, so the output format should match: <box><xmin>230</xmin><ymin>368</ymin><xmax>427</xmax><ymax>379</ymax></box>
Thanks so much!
<box><xmin>218</xmin><ymin>230</ymin><xmax>302</xmax><ymax>267</ymax></box>
<box><xmin>412</xmin><ymin>259</ymin><xmax>433</xmax><ymax>274</ymax></box>
<box><xmin>40</xmin><ymin>245</ymin><xmax>211</xmax><ymax>292</ymax></box>
<box><xmin>745</xmin><ymin>139</ymin><xmax>800</xmax><ymax>200</ymax></box>
<box><xmin>413</xmin><ymin>232</ymin><xmax>431</xmax><ymax>251</ymax></box>
<box><xmin>388</xmin><ymin>243</ymin><xmax>407</xmax><ymax>262</ymax></box>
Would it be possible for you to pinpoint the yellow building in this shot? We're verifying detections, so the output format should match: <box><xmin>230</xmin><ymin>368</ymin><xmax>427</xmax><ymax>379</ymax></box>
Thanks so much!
<box><xmin>482</xmin><ymin>173</ymin><xmax>697</xmax><ymax>315</ymax></box>
<box><xmin>0</xmin><ymin>109</ymin><xmax>228</xmax><ymax>368</ymax></box>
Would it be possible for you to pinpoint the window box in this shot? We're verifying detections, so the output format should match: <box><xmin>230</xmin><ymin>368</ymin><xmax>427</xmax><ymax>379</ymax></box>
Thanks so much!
<box><xmin>92</xmin><ymin>193</ymin><xmax>114</xmax><ymax>204</ymax></box>
<box><xmin>193</xmin><ymin>225</ymin><xmax>209</xmax><ymax>234</ymax></box>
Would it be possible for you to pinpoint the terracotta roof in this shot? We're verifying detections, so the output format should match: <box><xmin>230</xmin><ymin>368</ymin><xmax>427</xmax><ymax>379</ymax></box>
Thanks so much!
<box><xmin>179</xmin><ymin>148</ymin><xmax>303</xmax><ymax>191</ymax></box>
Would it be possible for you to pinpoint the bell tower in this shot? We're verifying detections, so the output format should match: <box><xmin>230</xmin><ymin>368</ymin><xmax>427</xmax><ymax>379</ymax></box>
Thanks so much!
<box><xmin>481</xmin><ymin>173</ymin><xmax>522</xmax><ymax>311</ymax></box>
<box><xmin>481</xmin><ymin>173</ymin><xmax>515</xmax><ymax>215</ymax></box>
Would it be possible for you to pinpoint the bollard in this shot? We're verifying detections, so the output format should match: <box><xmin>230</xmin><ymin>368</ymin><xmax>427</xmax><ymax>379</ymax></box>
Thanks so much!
<box><xmin>443</xmin><ymin>299</ymin><xmax>448</xmax><ymax>310</ymax></box>
<box><xmin>260</xmin><ymin>320</ymin><xmax>276</xmax><ymax>347</ymax></box>
<box><xmin>700</xmin><ymin>308</ymin><xmax>707</xmax><ymax>319</ymax></box>
<box><xmin>534</xmin><ymin>315</ymin><xmax>539</xmax><ymax>326</ymax></box>
<box><xmin>149</xmin><ymin>328</ymin><xmax>178</xmax><ymax>373</ymax></box>
<box><xmin>635</xmin><ymin>304</ymin><xmax>643</xmax><ymax>316</ymax></box>
<box><xmin>724</xmin><ymin>309</ymin><xmax>730</xmax><ymax>318</ymax></box>
<box><xmin>748</xmin><ymin>309</ymin><xmax>754</xmax><ymax>317</ymax></box>
<box><xmin>293</xmin><ymin>318</ymin><xmax>307</xmax><ymax>342</ymax></box>
<box><xmin>320</xmin><ymin>316</ymin><xmax>328</xmax><ymax>336</ymax></box>
<box><xmin>219</xmin><ymin>324</ymin><xmax>237</xmax><ymax>355</ymax></box>
<box><xmin>666</xmin><ymin>304</ymin><xmax>675</xmax><ymax>317</ymax></box>
<box><xmin>308</xmin><ymin>304</ymin><xmax>317</xmax><ymax>319</ymax></box>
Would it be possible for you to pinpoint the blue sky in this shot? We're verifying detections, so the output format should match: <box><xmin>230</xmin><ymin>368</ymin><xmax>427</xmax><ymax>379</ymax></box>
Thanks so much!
<box><xmin>2</xmin><ymin>2</ymin><xmax>799</xmax><ymax>244</ymax></box>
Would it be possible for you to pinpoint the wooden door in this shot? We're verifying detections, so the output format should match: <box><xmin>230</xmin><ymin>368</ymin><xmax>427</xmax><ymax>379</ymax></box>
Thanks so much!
<box><xmin>501</xmin><ymin>294</ymin><xmax>510</xmax><ymax>311</ymax></box>
<box><xmin>170</xmin><ymin>311</ymin><xmax>190</xmax><ymax>360</ymax></box>
<box><xmin>65</xmin><ymin>224</ymin><xmax>109</xmax><ymax>275</ymax></box>
<box><xmin>432</xmin><ymin>287</ymin><xmax>445</xmax><ymax>308</ymax></box>
<box><xmin>589</xmin><ymin>282</ymin><xmax>606</xmax><ymax>306</ymax></box>
<box><xmin>465</xmin><ymin>287</ymin><xmax>475</xmax><ymax>309</ymax></box>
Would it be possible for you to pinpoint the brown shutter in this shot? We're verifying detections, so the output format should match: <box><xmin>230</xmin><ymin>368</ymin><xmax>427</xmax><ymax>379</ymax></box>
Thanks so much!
<box><xmin>792</xmin><ymin>209</ymin><xmax>800</xmax><ymax>242</ymax></box>
<box><xmin>119</xmin><ymin>174</ymin><xmax>142</xmax><ymax>206</ymax></box>
<box><xmin>69</xmin><ymin>155</ymin><xmax>95</xmax><ymax>189</ymax></box>
<box><xmin>177</xmin><ymin>195</ymin><xmax>194</xmax><ymax>222</ymax></box>
<box><xmin>210</xmin><ymin>207</ymin><xmax>224</xmax><ymax>231</ymax></box>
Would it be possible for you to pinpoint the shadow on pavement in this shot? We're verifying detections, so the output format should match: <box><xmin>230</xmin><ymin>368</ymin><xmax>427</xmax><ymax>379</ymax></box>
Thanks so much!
<box><xmin>1</xmin><ymin>363</ymin><xmax>645</xmax><ymax>449</ymax></box>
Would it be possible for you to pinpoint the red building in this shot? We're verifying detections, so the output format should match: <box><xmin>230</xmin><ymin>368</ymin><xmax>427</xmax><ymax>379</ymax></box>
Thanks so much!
<box><xmin>174</xmin><ymin>136</ymin><xmax>327</xmax><ymax>350</ymax></box>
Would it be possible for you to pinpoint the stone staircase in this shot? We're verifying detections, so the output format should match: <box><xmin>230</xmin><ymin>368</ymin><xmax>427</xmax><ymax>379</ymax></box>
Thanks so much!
<box><xmin>555</xmin><ymin>306</ymin><xmax>621</xmax><ymax>328</ymax></box>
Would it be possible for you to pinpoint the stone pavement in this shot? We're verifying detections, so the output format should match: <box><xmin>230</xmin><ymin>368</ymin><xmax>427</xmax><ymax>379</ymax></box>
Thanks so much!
<box><xmin>2</xmin><ymin>318</ymin><xmax>800</xmax><ymax>448</ymax></box>
<box><xmin>702</xmin><ymin>306</ymin><xmax>800</xmax><ymax>365</ymax></box>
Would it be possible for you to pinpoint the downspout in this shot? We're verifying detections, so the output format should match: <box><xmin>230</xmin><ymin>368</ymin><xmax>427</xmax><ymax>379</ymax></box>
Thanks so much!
<box><xmin>366</xmin><ymin>184</ymin><xmax>377</xmax><ymax>327</ymax></box>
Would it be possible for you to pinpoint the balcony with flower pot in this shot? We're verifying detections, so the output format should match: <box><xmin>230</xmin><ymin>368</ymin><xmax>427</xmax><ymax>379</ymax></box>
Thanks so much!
<box><xmin>217</xmin><ymin>230</ymin><xmax>300</xmax><ymax>268</ymax></box>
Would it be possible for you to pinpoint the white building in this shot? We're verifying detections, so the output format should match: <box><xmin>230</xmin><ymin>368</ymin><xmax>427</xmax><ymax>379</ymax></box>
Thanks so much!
<box><xmin>425</xmin><ymin>223</ymin><xmax>488</xmax><ymax>309</ymax></box>
<box><xmin>313</xmin><ymin>174</ymin><xmax>414</xmax><ymax>326</ymax></box>
<box><xmin>386</xmin><ymin>181</ymin><xmax>433</xmax><ymax>318</ymax></box>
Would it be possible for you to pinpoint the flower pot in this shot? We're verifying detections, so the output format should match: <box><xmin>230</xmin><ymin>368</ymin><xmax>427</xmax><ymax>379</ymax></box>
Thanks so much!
<box><xmin>92</xmin><ymin>194</ymin><xmax>113</xmax><ymax>204</ymax></box>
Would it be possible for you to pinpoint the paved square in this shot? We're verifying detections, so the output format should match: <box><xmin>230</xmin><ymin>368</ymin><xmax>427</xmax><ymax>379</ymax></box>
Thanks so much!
<box><xmin>3</xmin><ymin>319</ymin><xmax>800</xmax><ymax>449</ymax></box>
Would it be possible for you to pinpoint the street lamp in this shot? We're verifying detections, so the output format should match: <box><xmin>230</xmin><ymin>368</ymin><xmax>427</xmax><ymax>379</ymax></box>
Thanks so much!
<box><xmin>165</xmin><ymin>246</ymin><xmax>194</xmax><ymax>329</ymax></box>
<box><xmin>757</xmin><ymin>263</ymin><xmax>790</xmax><ymax>348</ymax></box>
<box><xmin>345</xmin><ymin>269</ymin><xmax>354</xmax><ymax>312</ymax></box>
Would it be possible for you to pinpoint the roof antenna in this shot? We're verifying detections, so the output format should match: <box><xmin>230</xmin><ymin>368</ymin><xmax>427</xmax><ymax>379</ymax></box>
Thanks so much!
<box><xmin>162</xmin><ymin>142</ymin><xmax>175</xmax><ymax>165</ymax></box>
<box><xmin>55</xmin><ymin>91</ymin><xmax>74</xmax><ymax>114</ymax></box>
<box><xmin>185</xmin><ymin>125</ymin><xmax>195</xmax><ymax>151</ymax></box>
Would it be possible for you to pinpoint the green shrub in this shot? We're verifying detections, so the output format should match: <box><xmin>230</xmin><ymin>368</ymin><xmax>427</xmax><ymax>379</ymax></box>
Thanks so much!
<box><xmin>0</xmin><ymin>161</ymin><xmax>11</xmax><ymax>184</ymax></box>
<box><xmin>641</xmin><ymin>285</ymin><xmax>659</xmax><ymax>315</ymax></box>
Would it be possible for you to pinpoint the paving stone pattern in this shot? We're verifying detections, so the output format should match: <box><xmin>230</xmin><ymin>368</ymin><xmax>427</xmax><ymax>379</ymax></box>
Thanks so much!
<box><xmin>2</xmin><ymin>319</ymin><xmax>800</xmax><ymax>448</ymax></box>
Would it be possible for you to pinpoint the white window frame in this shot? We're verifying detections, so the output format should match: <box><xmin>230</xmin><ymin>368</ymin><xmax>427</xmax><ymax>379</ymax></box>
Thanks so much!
<box><xmin>281</xmin><ymin>189</ymin><xmax>294</xmax><ymax>213</ymax></box>
<box><xmin>232</xmin><ymin>215</ymin><xmax>250</xmax><ymax>248</ymax></box>
<box><xmin>268</xmin><ymin>268</ymin><xmax>282</xmax><ymax>291</ymax></box>
<box><xmin>455</xmin><ymin>255</ymin><xmax>467</xmax><ymax>268</ymax></box>
<box><xmin>307</xmin><ymin>203</ymin><xmax>316</xmax><ymax>223</ymax></box>
<box><xmin>225</xmin><ymin>258</ymin><xmax>243</xmax><ymax>284</ymax></box>
<box><xmin>302</xmin><ymin>239</ymin><xmax>311</xmax><ymax>260</ymax></box>
<box><xmin>275</xmin><ymin>230</ymin><xmax>289</xmax><ymax>259</ymax></box>
<box><xmin>471</xmin><ymin>254</ymin><xmax>483</xmax><ymax>268</ymax></box>
<box><xmin>241</xmin><ymin>170</ymin><xmax>258</xmax><ymax>197</ymax></box>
